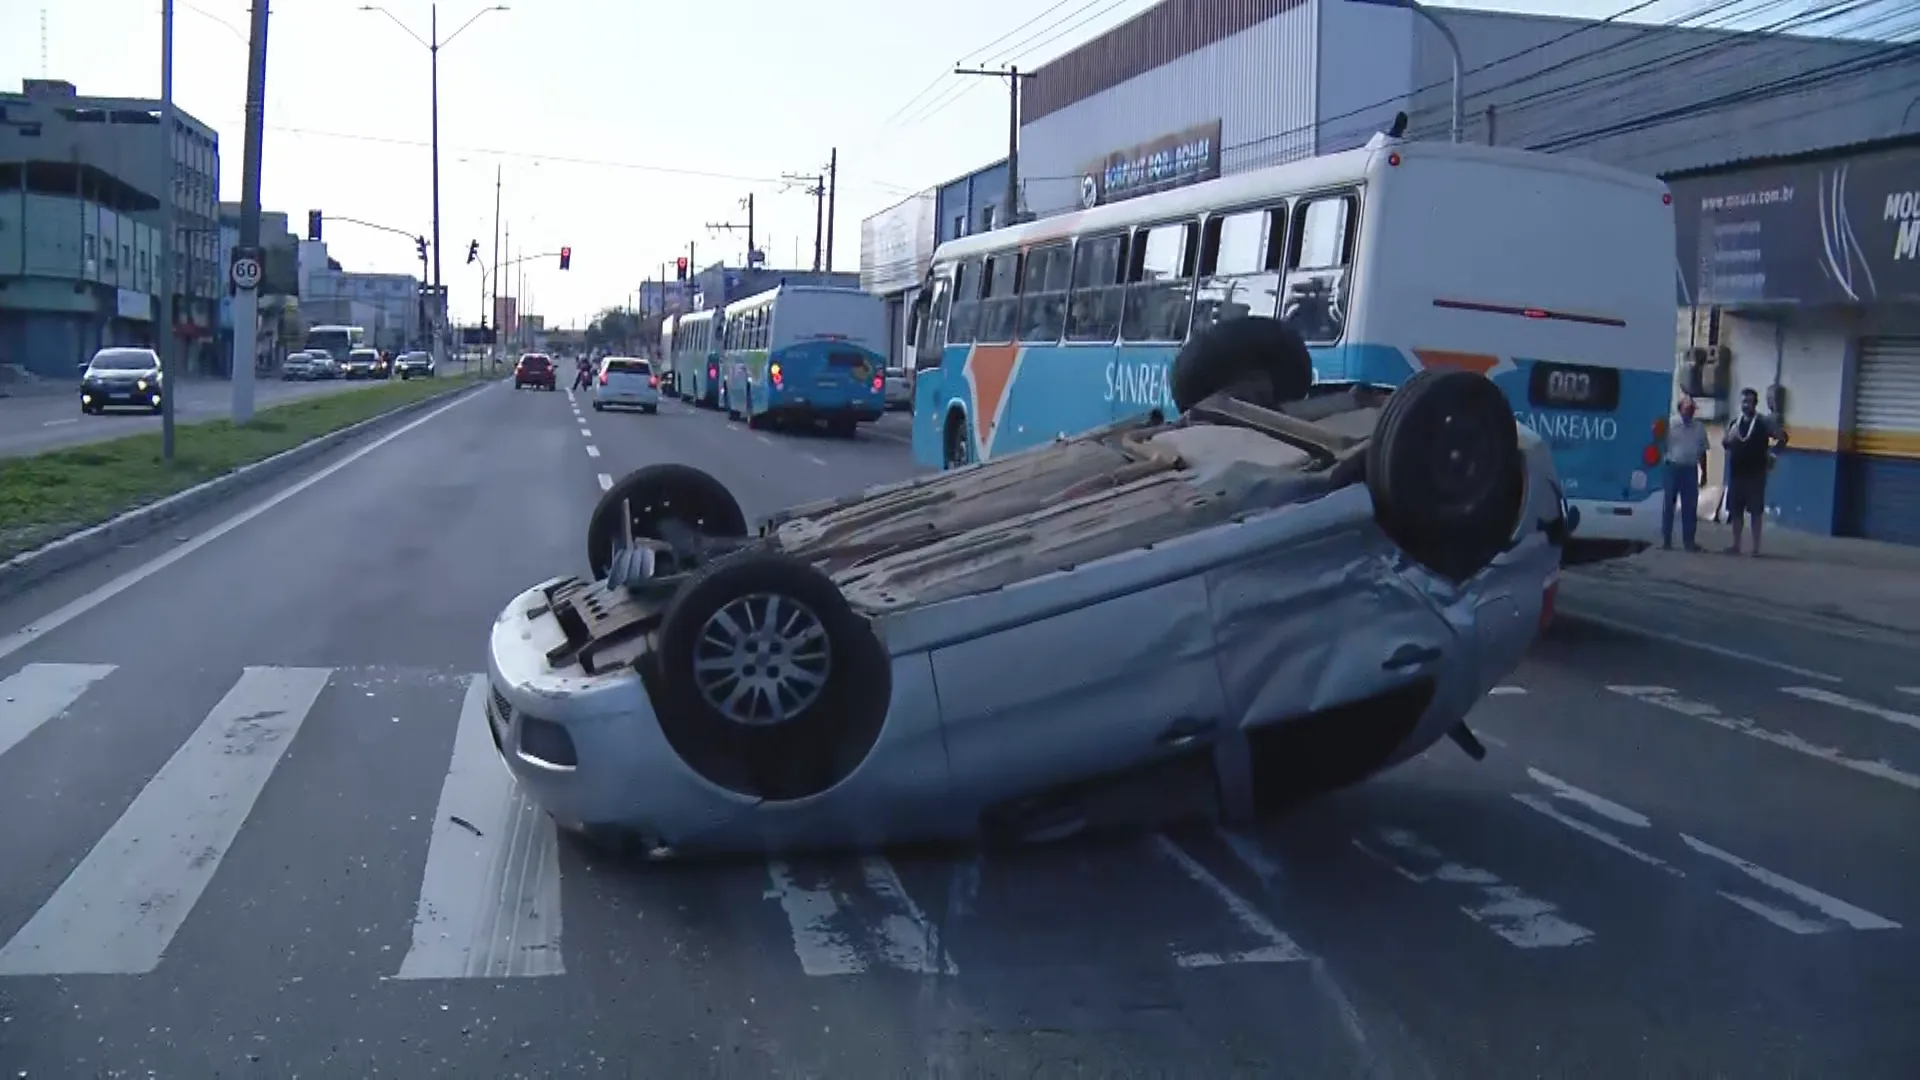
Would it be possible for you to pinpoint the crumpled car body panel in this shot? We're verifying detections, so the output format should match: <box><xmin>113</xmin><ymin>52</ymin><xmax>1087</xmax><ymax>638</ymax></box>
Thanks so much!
<box><xmin>487</xmin><ymin>397</ymin><xmax>1563</xmax><ymax>857</ymax></box>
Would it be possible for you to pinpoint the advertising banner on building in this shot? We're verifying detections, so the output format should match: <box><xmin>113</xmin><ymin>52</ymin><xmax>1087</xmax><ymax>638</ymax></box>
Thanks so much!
<box><xmin>860</xmin><ymin>190</ymin><xmax>938</xmax><ymax>296</ymax></box>
<box><xmin>1672</xmin><ymin>143</ymin><xmax>1920</xmax><ymax>307</ymax></box>
<box><xmin>1079</xmin><ymin>119</ymin><xmax>1223</xmax><ymax>209</ymax></box>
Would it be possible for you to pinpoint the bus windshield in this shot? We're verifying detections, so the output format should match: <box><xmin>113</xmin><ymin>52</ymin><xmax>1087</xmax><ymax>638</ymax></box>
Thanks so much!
<box><xmin>306</xmin><ymin>327</ymin><xmax>365</xmax><ymax>361</ymax></box>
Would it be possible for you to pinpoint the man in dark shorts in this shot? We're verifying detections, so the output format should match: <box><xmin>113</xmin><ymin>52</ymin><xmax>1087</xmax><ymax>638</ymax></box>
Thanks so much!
<box><xmin>1722</xmin><ymin>387</ymin><xmax>1788</xmax><ymax>555</ymax></box>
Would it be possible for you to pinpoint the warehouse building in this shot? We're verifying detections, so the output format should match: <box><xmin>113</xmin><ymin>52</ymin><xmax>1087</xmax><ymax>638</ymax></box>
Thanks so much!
<box><xmin>1014</xmin><ymin>0</ymin><xmax>1907</xmax><ymax>217</ymax></box>
<box><xmin>858</xmin><ymin>189</ymin><xmax>938</xmax><ymax>370</ymax></box>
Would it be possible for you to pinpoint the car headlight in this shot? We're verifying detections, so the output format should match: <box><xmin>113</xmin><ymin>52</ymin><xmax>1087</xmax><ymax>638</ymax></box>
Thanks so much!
<box><xmin>136</xmin><ymin>380</ymin><xmax>149</xmax><ymax>391</ymax></box>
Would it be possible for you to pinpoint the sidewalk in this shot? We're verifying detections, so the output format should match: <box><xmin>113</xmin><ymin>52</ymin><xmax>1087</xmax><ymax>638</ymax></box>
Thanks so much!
<box><xmin>1570</xmin><ymin>517</ymin><xmax>1920</xmax><ymax>637</ymax></box>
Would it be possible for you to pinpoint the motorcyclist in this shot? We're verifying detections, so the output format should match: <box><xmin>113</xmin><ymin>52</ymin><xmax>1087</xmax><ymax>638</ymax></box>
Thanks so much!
<box><xmin>572</xmin><ymin>354</ymin><xmax>594</xmax><ymax>392</ymax></box>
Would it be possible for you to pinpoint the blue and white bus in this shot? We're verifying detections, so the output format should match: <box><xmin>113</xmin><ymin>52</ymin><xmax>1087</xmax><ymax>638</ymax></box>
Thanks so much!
<box><xmin>670</xmin><ymin>308</ymin><xmax>726</xmax><ymax>408</ymax></box>
<box><xmin>721</xmin><ymin>285</ymin><xmax>887</xmax><ymax>435</ymax></box>
<box><xmin>906</xmin><ymin>133</ymin><xmax>1678</xmax><ymax>563</ymax></box>
<box><xmin>306</xmin><ymin>324</ymin><xmax>366</xmax><ymax>363</ymax></box>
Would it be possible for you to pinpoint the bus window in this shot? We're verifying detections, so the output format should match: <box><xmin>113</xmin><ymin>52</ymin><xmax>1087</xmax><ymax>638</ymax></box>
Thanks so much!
<box><xmin>948</xmin><ymin>260</ymin><xmax>982</xmax><ymax>345</ymax></box>
<box><xmin>1193</xmin><ymin>206</ymin><xmax>1285</xmax><ymax>335</ymax></box>
<box><xmin>1282</xmin><ymin>194</ymin><xmax>1357</xmax><ymax>345</ymax></box>
<box><xmin>1017</xmin><ymin>243</ymin><xmax>1071</xmax><ymax>343</ymax></box>
<box><xmin>1066</xmin><ymin>233</ymin><xmax>1126</xmax><ymax>343</ymax></box>
<box><xmin>978</xmin><ymin>253</ymin><xmax>1020</xmax><ymax>343</ymax></box>
<box><xmin>914</xmin><ymin>275</ymin><xmax>952</xmax><ymax>370</ymax></box>
<box><xmin>1121</xmin><ymin>221</ymin><xmax>1198</xmax><ymax>344</ymax></box>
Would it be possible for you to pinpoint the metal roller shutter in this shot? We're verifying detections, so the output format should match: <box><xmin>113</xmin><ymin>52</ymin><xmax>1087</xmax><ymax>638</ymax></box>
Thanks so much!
<box><xmin>1843</xmin><ymin>337</ymin><xmax>1920</xmax><ymax>544</ymax></box>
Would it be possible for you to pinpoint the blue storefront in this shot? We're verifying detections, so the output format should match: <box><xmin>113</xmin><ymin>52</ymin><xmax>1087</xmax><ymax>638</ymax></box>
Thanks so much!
<box><xmin>1671</xmin><ymin>135</ymin><xmax>1920</xmax><ymax>544</ymax></box>
<box><xmin>934</xmin><ymin>158</ymin><xmax>1011</xmax><ymax>247</ymax></box>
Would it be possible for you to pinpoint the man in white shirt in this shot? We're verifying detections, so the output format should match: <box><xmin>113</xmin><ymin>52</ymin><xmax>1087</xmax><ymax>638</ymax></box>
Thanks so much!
<box><xmin>1660</xmin><ymin>396</ymin><xmax>1710</xmax><ymax>552</ymax></box>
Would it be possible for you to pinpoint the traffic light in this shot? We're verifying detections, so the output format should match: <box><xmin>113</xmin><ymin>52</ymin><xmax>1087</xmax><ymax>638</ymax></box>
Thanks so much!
<box><xmin>675</xmin><ymin>257</ymin><xmax>688</xmax><ymax>282</ymax></box>
<box><xmin>415</xmin><ymin>236</ymin><xmax>428</xmax><ymax>261</ymax></box>
<box><xmin>307</xmin><ymin>210</ymin><xmax>322</xmax><ymax>241</ymax></box>
<box><xmin>466</xmin><ymin>240</ymin><xmax>479</xmax><ymax>265</ymax></box>
<box><xmin>559</xmin><ymin>246</ymin><xmax>572</xmax><ymax>271</ymax></box>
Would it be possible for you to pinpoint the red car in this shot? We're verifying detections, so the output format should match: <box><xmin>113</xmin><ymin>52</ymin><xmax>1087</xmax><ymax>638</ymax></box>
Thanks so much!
<box><xmin>514</xmin><ymin>353</ymin><xmax>557</xmax><ymax>391</ymax></box>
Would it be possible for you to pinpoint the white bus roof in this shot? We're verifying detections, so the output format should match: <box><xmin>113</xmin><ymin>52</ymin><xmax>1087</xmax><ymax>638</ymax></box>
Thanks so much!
<box><xmin>677</xmin><ymin>308</ymin><xmax>717</xmax><ymax>325</ymax></box>
<box><xmin>722</xmin><ymin>284</ymin><xmax>871</xmax><ymax>316</ymax></box>
<box><xmin>931</xmin><ymin>135</ymin><xmax>1671</xmax><ymax>265</ymax></box>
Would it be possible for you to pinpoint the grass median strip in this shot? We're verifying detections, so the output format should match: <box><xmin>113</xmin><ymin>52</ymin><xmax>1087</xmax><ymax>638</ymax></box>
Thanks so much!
<box><xmin>1</xmin><ymin>373</ymin><xmax>489</xmax><ymax>560</ymax></box>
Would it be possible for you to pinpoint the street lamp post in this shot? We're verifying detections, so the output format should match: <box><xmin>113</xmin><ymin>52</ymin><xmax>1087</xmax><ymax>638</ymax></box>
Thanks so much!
<box><xmin>1348</xmin><ymin>0</ymin><xmax>1463</xmax><ymax>143</ymax></box>
<box><xmin>359</xmin><ymin>2</ymin><xmax>507</xmax><ymax>365</ymax></box>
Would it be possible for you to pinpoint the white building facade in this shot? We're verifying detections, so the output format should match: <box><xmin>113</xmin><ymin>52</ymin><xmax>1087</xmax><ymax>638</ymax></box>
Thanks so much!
<box><xmin>857</xmin><ymin>188</ymin><xmax>939</xmax><ymax>370</ymax></box>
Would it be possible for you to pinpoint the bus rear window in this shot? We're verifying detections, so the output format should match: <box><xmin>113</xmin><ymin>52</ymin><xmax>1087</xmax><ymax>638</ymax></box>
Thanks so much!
<box><xmin>827</xmin><ymin>351</ymin><xmax>867</xmax><ymax>367</ymax></box>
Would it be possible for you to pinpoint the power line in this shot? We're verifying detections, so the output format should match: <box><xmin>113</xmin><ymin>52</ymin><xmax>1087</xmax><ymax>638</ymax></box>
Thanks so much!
<box><xmin>983</xmin><ymin>0</ymin><xmax>1143</xmax><ymax>70</ymax></box>
<box><xmin>875</xmin><ymin>0</ymin><xmax>1103</xmax><ymax>132</ymax></box>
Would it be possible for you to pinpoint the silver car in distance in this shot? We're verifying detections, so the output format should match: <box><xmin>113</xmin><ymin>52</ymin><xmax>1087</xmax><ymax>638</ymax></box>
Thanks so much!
<box><xmin>485</xmin><ymin>317</ymin><xmax>1569</xmax><ymax>859</ymax></box>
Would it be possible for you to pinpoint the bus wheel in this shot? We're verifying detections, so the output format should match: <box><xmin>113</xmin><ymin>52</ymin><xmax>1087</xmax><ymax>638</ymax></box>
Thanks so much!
<box><xmin>943</xmin><ymin>411</ymin><xmax>973</xmax><ymax>470</ymax></box>
<box><xmin>1365</xmin><ymin>368</ymin><xmax>1525</xmax><ymax>583</ymax></box>
<box><xmin>1170</xmin><ymin>316</ymin><xmax>1313</xmax><ymax>413</ymax></box>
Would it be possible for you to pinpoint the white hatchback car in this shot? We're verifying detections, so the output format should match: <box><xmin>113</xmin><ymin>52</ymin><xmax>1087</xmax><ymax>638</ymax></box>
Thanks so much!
<box><xmin>593</xmin><ymin>357</ymin><xmax>661</xmax><ymax>414</ymax></box>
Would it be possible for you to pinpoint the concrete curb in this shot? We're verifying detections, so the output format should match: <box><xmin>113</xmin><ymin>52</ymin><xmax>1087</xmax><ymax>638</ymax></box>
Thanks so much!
<box><xmin>0</xmin><ymin>377</ymin><xmax>496</xmax><ymax>601</ymax></box>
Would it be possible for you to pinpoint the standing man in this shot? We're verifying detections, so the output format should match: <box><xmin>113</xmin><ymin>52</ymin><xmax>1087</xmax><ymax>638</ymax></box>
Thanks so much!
<box><xmin>1662</xmin><ymin>395</ymin><xmax>1710</xmax><ymax>552</ymax></box>
<box><xmin>1723</xmin><ymin>386</ymin><xmax>1788</xmax><ymax>555</ymax></box>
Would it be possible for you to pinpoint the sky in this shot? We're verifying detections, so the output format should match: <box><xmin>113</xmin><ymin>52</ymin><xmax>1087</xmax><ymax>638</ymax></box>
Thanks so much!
<box><xmin>0</xmin><ymin>0</ymin><xmax>1877</xmax><ymax>328</ymax></box>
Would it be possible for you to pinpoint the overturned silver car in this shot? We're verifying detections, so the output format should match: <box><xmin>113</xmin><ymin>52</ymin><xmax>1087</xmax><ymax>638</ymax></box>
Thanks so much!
<box><xmin>486</xmin><ymin>318</ymin><xmax>1569</xmax><ymax>857</ymax></box>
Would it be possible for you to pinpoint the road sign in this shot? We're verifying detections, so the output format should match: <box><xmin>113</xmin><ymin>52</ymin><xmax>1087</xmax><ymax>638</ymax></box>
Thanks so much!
<box><xmin>229</xmin><ymin>247</ymin><xmax>264</xmax><ymax>292</ymax></box>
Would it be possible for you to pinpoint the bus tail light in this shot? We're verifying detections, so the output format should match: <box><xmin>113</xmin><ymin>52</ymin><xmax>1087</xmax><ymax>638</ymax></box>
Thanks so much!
<box><xmin>708</xmin><ymin>364</ymin><xmax>718</xmax><ymax>380</ymax></box>
<box><xmin>1646</xmin><ymin>416</ymin><xmax>1665</xmax><ymax>466</ymax></box>
<box><xmin>769</xmin><ymin>363</ymin><xmax>783</xmax><ymax>387</ymax></box>
<box><xmin>872</xmin><ymin>375</ymin><xmax>884</xmax><ymax>391</ymax></box>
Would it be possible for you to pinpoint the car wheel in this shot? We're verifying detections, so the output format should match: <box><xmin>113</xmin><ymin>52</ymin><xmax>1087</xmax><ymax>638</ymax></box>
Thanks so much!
<box><xmin>586</xmin><ymin>463</ymin><xmax>749</xmax><ymax>579</ymax></box>
<box><xmin>643</xmin><ymin>405</ymin><xmax>658</xmax><ymax>415</ymax></box>
<box><xmin>592</xmin><ymin>401</ymin><xmax>604</xmax><ymax>411</ymax></box>
<box><xmin>1365</xmin><ymin>367</ymin><xmax>1525</xmax><ymax>583</ymax></box>
<box><xmin>653</xmin><ymin>552</ymin><xmax>891</xmax><ymax>802</ymax></box>
<box><xmin>1169</xmin><ymin>315</ymin><xmax>1314</xmax><ymax>414</ymax></box>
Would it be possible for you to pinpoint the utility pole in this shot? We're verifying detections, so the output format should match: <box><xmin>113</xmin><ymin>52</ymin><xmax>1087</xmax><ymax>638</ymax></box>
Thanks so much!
<box><xmin>782</xmin><ymin>170</ymin><xmax>825</xmax><ymax>271</ymax></box>
<box><xmin>158</xmin><ymin>0</ymin><xmax>176</xmax><ymax>460</ymax></box>
<box><xmin>705</xmin><ymin>192</ymin><xmax>756</xmax><ymax>266</ymax></box>
<box><xmin>490</xmin><ymin>163</ymin><xmax>501</xmax><ymax>365</ymax></box>
<box><xmin>228</xmin><ymin>0</ymin><xmax>270</xmax><ymax>424</ymax></box>
<box><xmin>824</xmin><ymin>148</ymin><xmax>838</xmax><ymax>272</ymax></box>
<box><xmin>954</xmin><ymin>65</ymin><xmax>1035</xmax><ymax>225</ymax></box>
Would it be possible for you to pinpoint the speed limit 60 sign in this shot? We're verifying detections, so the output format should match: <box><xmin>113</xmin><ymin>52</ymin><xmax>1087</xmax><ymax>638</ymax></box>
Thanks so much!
<box><xmin>230</xmin><ymin>247</ymin><xmax>264</xmax><ymax>292</ymax></box>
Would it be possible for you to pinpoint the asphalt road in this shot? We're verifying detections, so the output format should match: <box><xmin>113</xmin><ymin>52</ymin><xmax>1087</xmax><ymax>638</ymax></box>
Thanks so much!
<box><xmin>0</xmin><ymin>383</ymin><xmax>1914</xmax><ymax>1078</ymax></box>
<box><xmin>0</xmin><ymin>374</ymin><xmax>441</xmax><ymax>459</ymax></box>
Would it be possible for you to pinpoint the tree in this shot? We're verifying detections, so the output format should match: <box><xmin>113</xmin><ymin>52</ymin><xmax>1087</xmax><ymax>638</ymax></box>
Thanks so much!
<box><xmin>585</xmin><ymin>307</ymin><xmax>652</xmax><ymax>354</ymax></box>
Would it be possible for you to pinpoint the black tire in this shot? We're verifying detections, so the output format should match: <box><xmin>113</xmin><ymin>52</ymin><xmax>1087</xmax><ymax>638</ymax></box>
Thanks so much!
<box><xmin>586</xmin><ymin>463</ymin><xmax>749</xmax><ymax>579</ymax></box>
<box><xmin>1169</xmin><ymin>316</ymin><xmax>1314</xmax><ymax>414</ymax></box>
<box><xmin>942</xmin><ymin>410</ymin><xmax>972</xmax><ymax>470</ymax></box>
<box><xmin>652</xmin><ymin>552</ymin><xmax>891</xmax><ymax>802</ymax></box>
<box><xmin>1365</xmin><ymin>368</ymin><xmax>1525</xmax><ymax>582</ymax></box>
<box><xmin>643</xmin><ymin>405</ymin><xmax>658</xmax><ymax>415</ymax></box>
<box><xmin>592</xmin><ymin>402</ymin><xmax>604</xmax><ymax>412</ymax></box>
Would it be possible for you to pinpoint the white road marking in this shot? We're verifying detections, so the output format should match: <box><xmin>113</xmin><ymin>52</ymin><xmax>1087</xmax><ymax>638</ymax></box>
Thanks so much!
<box><xmin>596</xmin><ymin>473</ymin><xmax>613</xmax><ymax>491</ymax></box>
<box><xmin>579</xmin><ymin>428</ymin><xmax>591</xmax><ymax>438</ymax></box>
<box><xmin>1781</xmin><ymin>686</ymin><xmax>1920</xmax><ymax>735</ymax></box>
<box><xmin>1567</xmin><ymin>612</ymin><xmax>1841</xmax><ymax>682</ymax></box>
<box><xmin>0</xmin><ymin>385</ymin><xmax>489</xmax><ymax>665</ymax></box>
<box><xmin>1679</xmin><ymin>833</ymin><xmax>1899</xmax><ymax>934</ymax></box>
<box><xmin>1154</xmin><ymin>835</ymin><xmax>1306</xmax><ymax>967</ymax></box>
<box><xmin>0</xmin><ymin>666</ymin><xmax>332</xmax><ymax>975</ymax></box>
<box><xmin>764</xmin><ymin>858</ymin><xmax>957</xmax><ymax>977</ymax></box>
<box><xmin>755</xmin><ymin>434</ymin><xmax>774</xmax><ymax>446</ymax></box>
<box><xmin>806</xmin><ymin>454</ymin><xmax>828</xmax><ymax>467</ymax></box>
<box><xmin>1354</xmin><ymin>827</ymin><xmax>1593</xmax><ymax>948</ymax></box>
<box><xmin>584</xmin><ymin>445</ymin><xmax>600</xmax><ymax>458</ymax></box>
<box><xmin>1488</xmin><ymin>685</ymin><xmax>1527</xmax><ymax>696</ymax></box>
<box><xmin>397</xmin><ymin>677</ymin><xmax>564</xmax><ymax>978</ymax></box>
<box><xmin>0</xmin><ymin>662</ymin><xmax>117</xmax><ymax>761</ymax></box>
<box><xmin>41</xmin><ymin>418</ymin><xmax>79</xmax><ymax>427</ymax></box>
<box><xmin>1607</xmin><ymin>686</ymin><xmax>1920</xmax><ymax>792</ymax></box>
<box><xmin>1900</xmin><ymin>687</ymin><xmax>1920</xmax><ymax>697</ymax></box>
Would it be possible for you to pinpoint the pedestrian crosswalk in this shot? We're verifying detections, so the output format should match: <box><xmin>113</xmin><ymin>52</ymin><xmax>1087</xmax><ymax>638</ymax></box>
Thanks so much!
<box><xmin>0</xmin><ymin>659</ymin><xmax>1909</xmax><ymax>990</ymax></box>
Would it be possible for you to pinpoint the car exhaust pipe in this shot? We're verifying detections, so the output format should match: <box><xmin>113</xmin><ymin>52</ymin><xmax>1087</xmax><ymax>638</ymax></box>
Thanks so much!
<box><xmin>1447</xmin><ymin>722</ymin><xmax>1487</xmax><ymax>761</ymax></box>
